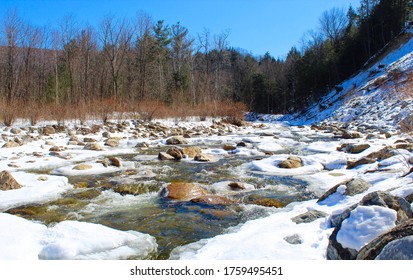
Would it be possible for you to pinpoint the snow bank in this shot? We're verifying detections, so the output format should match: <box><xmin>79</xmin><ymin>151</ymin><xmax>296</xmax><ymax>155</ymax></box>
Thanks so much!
<box><xmin>336</xmin><ymin>206</ymin><xmax>397</xmax><ymax>251</ymax></box>
<box><xmin>0</xmin><ymin>214</ymin><xmax>157</xmax><ymax>260</ymax></box>
<box><xmin>0</xmin><ymin>172</ymin><xmax>71</xmax><ymax>211</ymax></box>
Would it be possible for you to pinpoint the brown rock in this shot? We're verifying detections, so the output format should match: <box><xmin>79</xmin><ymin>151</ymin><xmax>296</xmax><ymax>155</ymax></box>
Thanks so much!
<box><xmin>182</xmin><ymin>146</ymin><xmax>202</xmax><ymax>158</ymax></box>
<box><xmin>164</xmin><ymin>182</ymin><xmax>209</xmax><ymax>201</ymax></box>
<box><xmin>278</xmin><ymin>155</ymin><xmax>302</xmax><ymax>169</ymax></box>
<box><xmin>83</xmin><ymin>143</ymin><xmax>104</xmax><ymax>151</ymax></box>
<box><xmin>158</xmin><ymin>152</ymin><xmax>175</xmax><ymax>160</ymax></box>
<box><xmin>166</xmin><ymin>147</ymin><xmax>184</xmax><ymax>160</ymax></box>
<box><xmin>166</xmin><ymin>136</ymin><xmax>188</xmax><ymax>145</ymax></box>
<box><xmin>105</xmin><ymin>138</ymin><xmax>120</xmax><ymax>147</ymax></box>
<box><xmin>228</xmin><ymin>182</ymin><xmax>246</xmax><ymax>190</ymax></box>
<box><xmin>0</xmin><ymin>170</ymin><xmax>22</xmax><ymax>190</ymax></box>
<box><xmin>108</xmin><ymin>157</ymin><xmax>121</xmax><ymax>167</ymax></box>
<box><xmin>2</xmin><ymin>141</ymin><xmax>20</xmax><ymax>148</ymax></box>
<box><xmin>191</xmin><ymin>195</ymin><xmax>233</xmax><ymax>205</ymax></box>
<box><xmin>194</xmin><ymin>153</ymin><xmax>214</xmax><ymax>162</ymax></box>
<box><xmin>223</xmin><ymin>144</ymin><xmax>237</xmax><ymax>151</ymax></box>
<box><xmin>42</xmin><ymin>126</ymin><xmax>56</xmax><ymax>135</ymax></box>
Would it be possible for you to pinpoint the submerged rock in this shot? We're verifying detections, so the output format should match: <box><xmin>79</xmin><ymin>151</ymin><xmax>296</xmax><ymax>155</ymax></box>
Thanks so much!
<box><xmin>162</xmin><ymin>182</ymin><xmax>209</xmax><ymax>201</ymax></box>
<box><xmin>190</xmin><ymin>195</ymin><xmax>233</xmax><ymax>205</ymax></box>
<box><xmin>72</xmin><ymin>164</ymin><xmax>93</xmax><ymax>170</ymax></box>
<box><xmin>0</xmin><ymin>170</ymin><xmax>22</xmax><ymax>191</ymax></box>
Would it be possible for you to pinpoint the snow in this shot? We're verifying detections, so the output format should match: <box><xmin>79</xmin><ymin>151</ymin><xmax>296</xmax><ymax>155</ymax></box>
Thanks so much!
<box><xmin>336</xmin><ymin>206</ymin><xmax>397</xmax><ymax>251</ymax></box>
<box><xmin>0</xmin><ymin>213</ymin><xmax>157</xmax><ymax>260</ymax></box>
<box><xmin>0</xmin><ymin>172</ymin><xmax>71</xmax><ymax>211</ymax></box>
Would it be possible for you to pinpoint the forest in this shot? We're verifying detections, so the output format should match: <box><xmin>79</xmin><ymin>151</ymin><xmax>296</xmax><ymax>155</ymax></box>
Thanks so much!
<box><xmin>0</xmin><ymin>0</ymin><xmax>411</xmax><ymax>125</ymax></box>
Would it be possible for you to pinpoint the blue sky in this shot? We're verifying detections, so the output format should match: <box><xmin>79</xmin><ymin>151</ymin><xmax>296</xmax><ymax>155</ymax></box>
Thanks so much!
<box><xmin>2</xmin><ymin>0</ymin><xmax>360</xmax><ymax>58</ymax></box>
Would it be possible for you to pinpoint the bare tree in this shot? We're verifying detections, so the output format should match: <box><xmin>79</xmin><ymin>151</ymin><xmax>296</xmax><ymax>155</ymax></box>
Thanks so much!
<box><xmin>319</xmin><ymin>7</ymin><xmax>348</xmax><ymax>47</ymax></box>
<box><xmin>99</xmin><ymin>15</ymin><xmax>134</xmax><ymax>101</ymax></box>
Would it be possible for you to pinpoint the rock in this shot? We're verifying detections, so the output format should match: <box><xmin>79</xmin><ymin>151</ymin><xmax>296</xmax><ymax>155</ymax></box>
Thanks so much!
<box><xmin>245</xmin><ymin>196</ymin><xmax>285</xmax><ymax>208</ymax></box>
<box><xmin>114</xmin><ymin>183</ymin><xmax>161</xmax><ymax>196</ymax></box>
<box><xmin>105</xmin><ymin>138</ymin><xmax>120</xmax><ymax>147</ymax></box>
<box><xmin>318</xmin><ymin>178</ymin><xmax>372</xmax><ymax>203</ymax></box>
<box><xmin>49</xmin><ymin>146</ymin><xmax>64</xmax><ymax>152</ymax></box>
<box><xmin>291</xmin><ymin>210</ymin><xmax>328</xmax><ymax>224</ymax></box>
<box><xmin>72</xmin><ymin>164</ymin><xmax>93</xmax><ymax>170</ymax></box>
<box><xmin>338</xmin><ymin>143</ymin><xmax>370</xmax><ymax>154</ymax></box>
<box><xmin>237</xmin><ymin>141</ymin><xmax>247</xmax><ymax>147</ymax></box>
<box><xmin>83</xmin><ymin>143</ymin><xmax>104</xmax><ymax>151</ymax></box>
<box><xmin>360</xmin><ymin>191</ymin><xmax>412</xmax><ymax>223</ymax></box>
<box><xmin>223</xmin><ymin>144</ymin><xmax>237</xmax><ymax>151</ymax></box>
<box><xmin>166</xmin><ymin>136</ymin><xmax>188</xmax><ymax>145</ymax></box>
<box><xmin>166</xmin><ymin>147</ymin><xmax>184</xmax><ymax>160</ymax></box>
<box><xmin>158</xmin><ymin>152</ymin><xmax>175</xmax><ymax>160</ymax></box>
<box><xmin>228</xmin><ymin>182</ymin><xmax>246</xmax><ymax>190</ymax></box>
<box><xmin>41</xmin><ymin>126</ymin><xmax>56</xmax><ymax>135</ymax></box>
<box><xmin>347</xmin><ymin>147</ymin><xmax>396</xmax><ymax>169</ymax></box>
<box><xmin>182</xmin><ymin>146</ymin><xmax>202</xmax><ymax>158</ymax></box>
<box><xmin>135</xmin><ymin>142</ymin><xmax>149</xmax><ymax>148</ymax></box>
<box><xmin>162</xmin><ymin>182</ymin><xmax>209</xmax><ymax>201</ymax></box>
<box><xmin>278</xmin><ymin>155</ymin><xmax>302</xmax><ymax>169</ymax></box>
<box><xmin>327</xmin><ymin>225</ymin><xmax>359</xmax><ymax>260</ymax></box>
<box><xmin>11</xmin><ymin>127</ymin><xmax>21</xmax><ymax>134</ymax></box>
<box><xmin>342</xmin><ymin>130</ymin><xmax>363</xmax><ymax>139</ymax></box>
<box><xmin>108</xmin><ymin>157</ymin><xmax>121</xmax><ymax>167</ymax></box>
<box><xmin>194</xmin><ymin>153</ymin><xmax>214</xmax><ymax>162</ymax></box>
<box><xmin>91</xmin><ymin>124</ymin><xmax>102</xmax><ymax>134</ymax></box>
<box><xmin>37</xmin><ymin>176</ymin><xmax>48</xmax><ymax>181</ymax></box>
<box><xmin>2</xmin><ymin>141</ymin><xmax>20</xmax><ymax>148</ymax></box>
<box><xmin>190</xmin><ymin>195</ymin><xmax>233</xmax><ymax>205</ymax></box>
<box><xmin>284</xmin><ymin>234</ymin><xmax>303</xmax><ymax>245</ymax></box>
<box><xmin>102</xmin><ymin>131</ymin><xmax>111</xmax><ymax>138</ymax></box>
<box><xmin>0</xmin><ymin>170</ymin><xmax>22</xmax><ymax>190</ymax></box>
<box><xmin>357</xmin><ymin>219</ymin><xmax>413</xmax><ymax>260</ymax></box>
<box><xmin>83</xmin><ymin>137</ymin><xmax>97</xmax><ymax>143</ymax></box>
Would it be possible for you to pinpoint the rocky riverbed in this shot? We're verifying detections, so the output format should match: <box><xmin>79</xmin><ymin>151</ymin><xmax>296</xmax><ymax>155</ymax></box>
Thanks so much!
<box><xmin>0</xmin><ymin>117</ymin><xmax>413</xmax><ymax>260</ymax></box>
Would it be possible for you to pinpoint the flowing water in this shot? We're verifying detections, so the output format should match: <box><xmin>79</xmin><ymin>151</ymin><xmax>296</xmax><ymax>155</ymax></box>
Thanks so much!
<box><xmin>6</xmin><ymin>128</ymin><xmax>328</xmax><ymax>259</ymax></box>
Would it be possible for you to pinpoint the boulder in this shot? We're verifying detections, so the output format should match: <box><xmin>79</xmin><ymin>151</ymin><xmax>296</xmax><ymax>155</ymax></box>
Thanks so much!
<box><xmin>108</xmin><ymin>157</ymin><xmax>121</xmax><ymax>167</ymax></box>
<box><xmin>347</xmin><ymin>147</ymin><xmax>396</xmax><ymax>169</ymax></box>
<box><xmin>104</xmin><ymin>138</ymin><xmax>120</xmax><ymax>147</ymax></box>
<box><xmin>182</xmin><ymin>146</ymin><xmax>202</xmax><ymax>158</ymax></box>
<box><xmin>42</xmin><ymin>126</ymin><xmax>56</xmax><ymax>135</ymax></box>
<box><xmin>162</xmin><ymin>182</ymin><xmax>209</xmax><ymax>201</ymax></box>
<box><xmin>0</xmin><ymin>170</ymin><xmax>22</xmax><ymax>190</ymax></box>
<box><xmin>194</xmin><ymin>153</ymin><xmax>214</xmax><ymax>162</ymax></box>
<box><xmin>83</xmin><ymin>137</ymin><xmax>97</xmax><ymax>143</ymax></box>
<box><xmin>158</xmin><ymin>152</ymin><xmax>175</xmax><ymax>161</ymax></box>
<box><xmin>190</xmin><ymin>195</ymin><xmax>233</xmax><ymax>205</ymax></box>
<box><xmin>360</xmin><ymin>191</ymin><xmax>412</xmax><ymax>223</ymax></box>
<box><xmin>338</xmin><ymin>143</ymin><xmax>370</xmax><ymax>154</ymax></box>
<box><xmin>357</xmin><ymin>219</ymin><xmax>413</xmax><ymax>260</ymax></box>
<box><xmin>2</xmin><ymin>141</ymin><xmax>20</xmax><ymax>148</ymax></box>
<box><xmin>166</xmin><ymin>147</ymin><xmax>184</xmax><ymax>160</ymax></box>
<box><xmin>278</xmin><ymin>155</ymin><xmax>302</xmax><ymax>169</ymax></box>
<box><xmin>11</xmin><ymin>127</ymin><xmax>21</xmax><ymax>134</ymax></box>
<box><xmin>284</xmin><ymin>234</ymin><xmax>303</xmax><ymax>245</ymax></box>
<box><xmin>318</xmin><ymin>178</ymin><xmax>372</xmax><ymax>203</ymax></box>
<box><xmin>166</xmin><ymin>136</ymin><xmax>188</xmax><ymax>145</ymax></box>
<box><xmin>291</xmin><ymin>210</ymin><xmax>328</xmax><ymax>224</ymax></box>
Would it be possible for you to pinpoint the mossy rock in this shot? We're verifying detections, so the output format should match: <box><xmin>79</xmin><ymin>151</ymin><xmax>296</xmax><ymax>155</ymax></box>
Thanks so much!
<box><xmin>114</xmin><ymin>182</ymin><xmax>162</xmax><ymax>196</ymax></box>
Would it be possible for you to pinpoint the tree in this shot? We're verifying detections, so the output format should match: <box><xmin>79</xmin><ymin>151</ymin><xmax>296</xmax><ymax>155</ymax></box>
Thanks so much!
<box><xmin>319</xmin><ymin>7</ymin><xmax>348</xmax><ymax>47</ymax></box>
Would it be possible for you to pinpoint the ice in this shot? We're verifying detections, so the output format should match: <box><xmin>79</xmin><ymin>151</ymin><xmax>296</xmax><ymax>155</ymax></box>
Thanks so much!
<box><xmin>0</xmin><ymin>213</ymin><xmax>157</xmax><ymax>260</ymax></box>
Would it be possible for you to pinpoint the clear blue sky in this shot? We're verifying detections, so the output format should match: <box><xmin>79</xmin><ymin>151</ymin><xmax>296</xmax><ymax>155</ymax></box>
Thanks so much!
<box><xmin>1</xmin><ymin>0</ymin><xmax>360</xmax><ymax>58</ymax></box>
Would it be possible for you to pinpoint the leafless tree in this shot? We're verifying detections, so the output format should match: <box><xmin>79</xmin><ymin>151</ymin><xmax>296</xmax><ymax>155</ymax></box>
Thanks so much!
<box><xmin>319</xmin><ymin>7</ymin><xmax>348</xmax><ymax>47</ymax></box>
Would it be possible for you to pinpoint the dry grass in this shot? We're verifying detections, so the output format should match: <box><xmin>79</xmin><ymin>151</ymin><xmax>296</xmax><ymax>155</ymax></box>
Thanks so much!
<box><xmin>0</xmin><ymin>98</ymin><xmax>248</xmax><ymax>126</ymax></box>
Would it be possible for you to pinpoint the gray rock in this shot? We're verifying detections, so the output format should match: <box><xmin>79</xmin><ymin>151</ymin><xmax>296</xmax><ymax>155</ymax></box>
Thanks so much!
<box><xmin>158</xmin><ymin>152</ymin><xmax>175</xmax><ymax>160</ymax></box>
<box><xmin>360</xmin><ymin>191</ymin><xmax>412</xmax><ymax>223</ymax></box>
<box><xmin>376</xmin><ymin>236</ymin><xmax>413</xmax><ymax>260</ymax></box>
<box><xmin>284</xmin><ymin>234</ymin><xmax>303</xmax><ymax>245</ymax></box>
<box><xmin>291</xmin><ymin>210</ymin><xmax>328</xmax><ymax>224</ymax></box>
<box><xmin>317</xmin><ymin>178</ymin><xmax>372</xmax><ymax>203</ymax></box>
<box><xmin>357</xmin><ymin>219</ymin><xmax>413</xmax><ymax>260</ymax></box>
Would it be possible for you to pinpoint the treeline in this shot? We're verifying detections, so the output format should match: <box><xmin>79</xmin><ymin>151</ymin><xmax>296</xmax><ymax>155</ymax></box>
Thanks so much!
<box><xmin>0</xmin><ymin>0</ymin><xmax>411</xmax><ymax>125</ymax></box>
